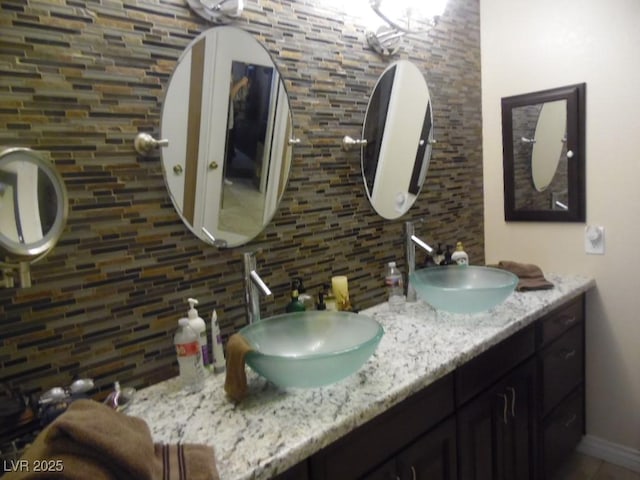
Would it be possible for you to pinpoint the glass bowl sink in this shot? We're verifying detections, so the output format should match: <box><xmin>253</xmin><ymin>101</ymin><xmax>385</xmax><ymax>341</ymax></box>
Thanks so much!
<box><xmin>239</xmin><ymin>311</ymin><xmax>384</xmax><ymax>388</ymax></box>
<box><xmin>409</xmin><ymin>266</ymin><xmax>518</xmax><ymax>314</ymax></box>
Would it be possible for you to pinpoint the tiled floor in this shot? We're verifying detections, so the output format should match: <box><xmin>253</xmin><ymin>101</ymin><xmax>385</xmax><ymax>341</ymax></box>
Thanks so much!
<box><xmin>552</xmin><ymin>453</ymin><xmax>640</xmax><ymax>480</ymax></box>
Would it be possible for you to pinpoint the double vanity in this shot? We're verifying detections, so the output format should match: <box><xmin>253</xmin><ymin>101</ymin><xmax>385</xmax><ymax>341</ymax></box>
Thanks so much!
<box><xmin>127</xmin><ymin>273</ymin><xmax>594</xmax><ymax>480</ymax></box>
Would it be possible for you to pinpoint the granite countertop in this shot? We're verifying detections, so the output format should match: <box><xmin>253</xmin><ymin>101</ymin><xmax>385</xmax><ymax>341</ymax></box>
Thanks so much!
<box><xmin>126</xmin><ymin>273</ymin><xmax>595</xmax><ymax>480</ymax></box>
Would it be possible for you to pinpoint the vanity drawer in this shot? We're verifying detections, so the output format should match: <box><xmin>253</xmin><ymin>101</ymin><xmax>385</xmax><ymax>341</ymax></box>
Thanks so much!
<box><xmin>309</xmin><ymin>373</ymin><xmax>454</xmax><ymax>480</ymax></box>
<box><xmin>456</xmin><ymin>325</ymin><xmax>535</xmax><ymax>406</ymax></box>
<box><xmin>541</xmin><ymin>388</ymin><xmax>584</xmax><ymax>479</ymax></box>
<box><xmin>539</xmin><ymin>324</ymin><xmax>584</xmax><ymax>416</ymax></box>
<box><xmin>537</xmin><ymin>296</ymin><xmax>583</xmax><ymax>348</ymax></box>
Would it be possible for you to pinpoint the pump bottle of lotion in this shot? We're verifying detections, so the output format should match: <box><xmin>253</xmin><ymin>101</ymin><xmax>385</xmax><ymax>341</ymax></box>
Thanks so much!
<box><xmin>186</xmin><ymin>298</ymin><xmax>209</xmax><ymax>366</ymax></box>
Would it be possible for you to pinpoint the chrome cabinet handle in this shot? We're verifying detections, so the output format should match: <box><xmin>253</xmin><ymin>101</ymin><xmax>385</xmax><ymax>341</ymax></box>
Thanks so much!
<box><xmin>506</xmin><ymin>387</ymin><xmax>516</xmax><ymax>418</ymax></box>
<box><xmin>497</xmin><ymin>393</ymin><xmax>508</xmax><ymax>424</ymax></box>
<box><xmin>564</xmin><ymin>413</ymin><xmax>577</xmax><ymax>428</ymax></box>
<box><xmin>556</xmin><ymin>314</ymin><xmax>577</xmax><ymax>326</ymax></box>
<box><xmin>411</xmin><ymin>465</ymin><xmax>417</xmax><ymax>480</ymax></box>
<box><xmin>564</xmin><ymin>349</ymin><xmax>577</xmax><ymax>360</ymax></box>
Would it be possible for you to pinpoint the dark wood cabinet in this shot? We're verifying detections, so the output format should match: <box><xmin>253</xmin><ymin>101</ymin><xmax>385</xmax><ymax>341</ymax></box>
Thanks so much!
<box><xmin>310</xmin><ymin>374</ymin><xmax>455</xmax><ymax>480</ymax></box>
<box><xmin>536</xmin><ymin>296</ymin><xmax>585</xmax><ymax>478</ymax></box>
<box><xmin>457</xmin><ymin>359</ymin><xmax>536</xmax><ymax>480</ymax></box>
<box><xmin>362</xmin><ymin>418</ymin><xmax>458</xmax><ymax>480</ymax></box>
<box><xmin>294</xmin><ymin>294</ymin><xmax>586</xmax><ymax>480</ymax></box>
<box><xmin>397</xmin><ymin>418</ymin><xmax>458</xmax><ymax>480</ymax></box>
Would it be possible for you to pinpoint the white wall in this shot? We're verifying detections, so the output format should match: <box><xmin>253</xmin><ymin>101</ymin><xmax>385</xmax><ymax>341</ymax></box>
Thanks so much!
<box><xmin>481</xmin><ymin>0</ymin><xmax>640</xmax><ymax>460</ymax></box>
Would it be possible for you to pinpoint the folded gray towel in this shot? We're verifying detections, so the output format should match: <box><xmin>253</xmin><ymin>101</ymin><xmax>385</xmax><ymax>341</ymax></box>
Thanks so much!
<box><xmin>491</xmin><ymin>261</ymin><xmax>554</xmax><ymax>291</ymax></box>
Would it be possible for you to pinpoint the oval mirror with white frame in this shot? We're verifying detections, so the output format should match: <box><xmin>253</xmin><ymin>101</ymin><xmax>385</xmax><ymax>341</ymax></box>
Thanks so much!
<box><xmin>0</xmin><ymin>147</ymin><xmax>68</xmax><ymax>287</ymax></box>
<box><xmin>362</xmin><ymin>60</ymin><xmax>433</xmax><ymax>220</ymax></box>
<box><xmin>161</xmin><ymin>26</ymin><xmax>294</xmax><ymax>248</ymax></box>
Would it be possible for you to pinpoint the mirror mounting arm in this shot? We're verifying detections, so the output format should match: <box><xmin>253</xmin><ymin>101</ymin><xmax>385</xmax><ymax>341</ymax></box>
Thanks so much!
<box><xmin>1</xmin><ymin>261</ymin><xmax>31</xmax><ymax>288</ymax></box>
<box><xmin>341</xmin><ymin>135</ymin><xmax>368</xmax><ymax>152</ymax></box>
<box><xmin>134</xmin><ymin>133</ymin><xmax>169</xmax><ymax>156</ymax></box>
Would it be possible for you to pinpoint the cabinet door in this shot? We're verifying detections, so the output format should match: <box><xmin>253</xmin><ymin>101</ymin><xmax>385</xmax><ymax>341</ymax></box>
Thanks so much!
<box><xmin>272</xmin><ymin>460</ymin><xmax>309</xmax><ymax>480</ymax></box>
<box><xmin>397</xmin><ymin>417</ymin><xmax>457</xmax><ymax>480</ymax></box>
<box><xmin>361</xmin><ymin>459</ymin><xmax>398</xmax><ymax>480</ymax></box>
<box><xmin>499</xmin><ymin>360</ymin><xmax>536</xmax><ymax>480</ymax></box>
<box><xmin>458</xmin><ymin>359</ymin><xmax>536</xmax><ymax>480</ymax></box>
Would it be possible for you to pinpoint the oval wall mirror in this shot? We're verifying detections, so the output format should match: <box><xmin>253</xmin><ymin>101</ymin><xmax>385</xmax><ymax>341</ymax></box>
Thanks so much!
<box><xmin>0</xmin><ymin>147</ymin><xmax>68</xmax><ymax>260</ymax></box>
<box><xmin>531</xmin><ymin>100</ymin><xmax>566</xmax><ymax>192</ymax></box>
<box><xmin>161</xmin><ymin>26</ymin><xmax>294</xmax><ymax>248</ymax></box>
<box><xmin>362</xmin><ymin>60</ymin><xmax>433</xmax><ymax>220</ymax></box>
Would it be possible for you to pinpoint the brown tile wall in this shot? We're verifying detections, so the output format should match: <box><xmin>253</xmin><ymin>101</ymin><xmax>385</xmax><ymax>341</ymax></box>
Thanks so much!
<box><xmin>0</xmin><ymin>0</ymin><xmax>483</xmax><ymax>397</ymax></box>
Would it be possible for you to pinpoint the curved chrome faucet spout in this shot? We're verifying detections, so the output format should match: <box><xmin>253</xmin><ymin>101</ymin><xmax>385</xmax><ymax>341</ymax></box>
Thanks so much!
<box><xmin>244</xmin><ymin>251</ymin><xmax>272</xmax><ymax>324</ymax></box>
<box><xmin>405</xmin><ymin>221</ymin><xmax>433</xmax><ymax>303</ymax></box>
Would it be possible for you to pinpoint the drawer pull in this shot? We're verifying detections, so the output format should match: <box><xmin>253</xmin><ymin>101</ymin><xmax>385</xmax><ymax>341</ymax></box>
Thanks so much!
<box><xmin>506</xmin><ymin>387</ymin><xmax>516</xmax><ymax>417</ymax></box>
<box><xmin>556</xmin><ymin>315</ymin><xmax>577</xmax><ymax>326</ymax></box>
<box><xmin>497</xmin><ymin>393</ymin><xmax>508</xmax><ymax>423</ymax></box>
<box><xmin>411</xmin><ymin>465</ymin><xmax>417</xmax><ymax>480</ymax></box>
<box><xmin>564</xmin><ymin>349</ymin><xmax>577</xmax><ymax>360</ymax></box>
<box><xmin>564</xmin><ymin>413</ymin><xmax>577</xmax><ymax>428</ymax></box>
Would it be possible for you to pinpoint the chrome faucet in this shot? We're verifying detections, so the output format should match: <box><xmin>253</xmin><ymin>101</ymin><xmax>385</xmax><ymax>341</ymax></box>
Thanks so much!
<box><xmin>243</xmin><ymin>251</ymin><xmax>272</xmax><ymax>324</ymax></box>
<box><xmin>405</xmin><ymin>221</ymin><xmax>434</xmax><ymax>302</ymax></box>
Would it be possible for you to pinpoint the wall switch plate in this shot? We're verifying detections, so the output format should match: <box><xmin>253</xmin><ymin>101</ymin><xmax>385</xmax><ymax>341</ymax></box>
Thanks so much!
<box><xmin>585</xmin><ymin>225</ymin><xmax>605</xmax><ymax>255</ymax></box>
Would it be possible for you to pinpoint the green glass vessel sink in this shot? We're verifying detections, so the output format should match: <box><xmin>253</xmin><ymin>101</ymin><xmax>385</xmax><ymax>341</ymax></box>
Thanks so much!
<box><xmin>409</xmin><ymin>266</ymin><xmax>518</xmax><ymax>314</ymax></box>
<box><xmin>239</xmin><ymin>311</ymin><xmax>384</xmax><ymax>388</ymax></box>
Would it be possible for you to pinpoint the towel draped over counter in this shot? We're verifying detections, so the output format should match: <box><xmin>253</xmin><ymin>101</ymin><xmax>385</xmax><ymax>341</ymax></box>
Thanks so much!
<box><xmin>3</xmin><ymin>399</ymin><xmax>219</xmax><ymax>480</ymax></box>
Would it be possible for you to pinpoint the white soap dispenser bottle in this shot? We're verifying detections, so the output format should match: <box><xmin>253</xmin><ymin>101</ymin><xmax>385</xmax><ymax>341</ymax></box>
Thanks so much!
<box><xmin>174</xmin><ymin>318</ymin><xmax>205</xmax><ymax>392</ymax></box>
<box><xmin>451</xmin><ymin>242</ymin><xmax>469</xmax><ymax>266</ymax></box>
<box><xmin>187</xmin><ymin>298</ymin><xmax>209</xmax><ymax>367</ymax></box>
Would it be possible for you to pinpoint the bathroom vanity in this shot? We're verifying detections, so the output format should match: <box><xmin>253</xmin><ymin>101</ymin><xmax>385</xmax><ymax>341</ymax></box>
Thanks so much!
<box><xmin>127</xmin><ymin>273</ymin><xmax>594</xmax><ymax>480</ymax></box>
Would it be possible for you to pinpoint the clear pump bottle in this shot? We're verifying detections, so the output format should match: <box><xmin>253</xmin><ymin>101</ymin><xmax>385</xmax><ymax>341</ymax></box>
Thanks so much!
<box><xmin>385</xmin><ymin>261</ymin><xmax>405</xmax><ymax>313</ymax></box>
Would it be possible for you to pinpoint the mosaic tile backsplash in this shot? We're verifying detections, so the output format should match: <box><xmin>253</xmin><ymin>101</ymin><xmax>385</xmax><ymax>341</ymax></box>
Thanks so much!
<box><xmin>0</xmin><ymin>0</ymin><xmax>483</xmax><ymax>397</ymax></box>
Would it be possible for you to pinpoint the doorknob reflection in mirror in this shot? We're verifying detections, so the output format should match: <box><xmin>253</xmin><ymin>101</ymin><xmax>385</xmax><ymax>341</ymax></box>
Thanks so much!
<box><xmin>134</xmin><ymin>133</ymin><xmax>169</xmax><ymax>156</ymax></box>
<box><xmin>341</xmin><ymin>135</ymin><xmax>368</xmax><ymax>152</ymax></box>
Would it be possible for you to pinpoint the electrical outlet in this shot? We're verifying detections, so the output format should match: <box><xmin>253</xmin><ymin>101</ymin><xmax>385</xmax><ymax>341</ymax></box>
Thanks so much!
<box><xmin>585</xmin><ymin>225</ymin><xmax>605</xmax><ymax>255</ymax></box>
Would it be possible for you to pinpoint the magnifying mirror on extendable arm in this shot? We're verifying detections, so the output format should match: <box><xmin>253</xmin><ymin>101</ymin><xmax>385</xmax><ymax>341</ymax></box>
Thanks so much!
<box><xmin>0</xmin><ymin>147</ymin><xmax>69</xmax><ymax>288</ymax></box>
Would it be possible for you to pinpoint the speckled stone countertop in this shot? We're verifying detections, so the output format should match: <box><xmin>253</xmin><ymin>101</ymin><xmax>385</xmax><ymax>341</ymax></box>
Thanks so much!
<box><xmin>127</xmin><ymin>273</ymin><xmax>594</xmax><ymax>480</ymax></box>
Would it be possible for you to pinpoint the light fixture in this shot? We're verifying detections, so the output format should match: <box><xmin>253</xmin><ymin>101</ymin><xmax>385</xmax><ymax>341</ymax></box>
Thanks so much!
<box><xmin>366</xmin><ymin>0</ymin><xmax>448</xmax><ymax>55</ymax></box>
<box><xmin>187</xmin><ymin>0</ymin><xmax>244</xmax><ymax>24</ymax></box>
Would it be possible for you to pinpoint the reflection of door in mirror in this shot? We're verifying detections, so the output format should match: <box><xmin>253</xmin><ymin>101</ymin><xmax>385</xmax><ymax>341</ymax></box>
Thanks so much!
<box><xmin>161</xmin><ymin>27</ymin><xmax>293</xmax><ymax>248</ymax></box>
<box><xmin>511</xmin><ymin>100</ymin><xmax>568</xmax><ymax>211</ymax></box>
<box><xmin>362</xmin><ymin>60</ymin><xmax>433</xmax><ymax>220</ymax></box>
<box><xmin>221</xmin><ymin>61</ymin><xmax>276</xmax><ymax>236</ymax></box>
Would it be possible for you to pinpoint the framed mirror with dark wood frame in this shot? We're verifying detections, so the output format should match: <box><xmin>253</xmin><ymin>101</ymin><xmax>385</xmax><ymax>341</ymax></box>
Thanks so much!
<box><xmin>501</xmin><ymin>83</ymin><xmax>586</xmax><ymax>222</ymax></box>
